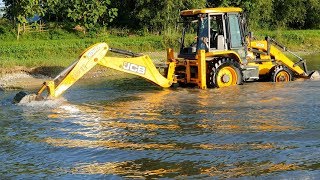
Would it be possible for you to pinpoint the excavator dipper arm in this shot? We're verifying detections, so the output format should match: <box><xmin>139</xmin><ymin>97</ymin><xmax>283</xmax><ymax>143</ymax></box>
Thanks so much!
<box><xmin>14</xmin><ymin>43</ymin><xmax>175</xmax><ymax>103</ymax></box>
<box><xmin>37</xmin><ymin>43</ymin><xmax>109</xmax><ymax>98</ymax></box>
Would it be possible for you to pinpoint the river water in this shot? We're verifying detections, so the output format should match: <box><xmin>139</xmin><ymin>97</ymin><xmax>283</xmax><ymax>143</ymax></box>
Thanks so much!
<box><xmin>0</xmin><ymin>54</ymin><xmax>319</xmax><ymax>179</ymax></box>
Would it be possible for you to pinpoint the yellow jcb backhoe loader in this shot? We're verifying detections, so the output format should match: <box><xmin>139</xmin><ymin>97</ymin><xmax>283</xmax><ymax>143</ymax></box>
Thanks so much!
<box><xmin>14</xmin><ymin>7</ymin><xmax>319</xmax><ymax>103</ymax></box>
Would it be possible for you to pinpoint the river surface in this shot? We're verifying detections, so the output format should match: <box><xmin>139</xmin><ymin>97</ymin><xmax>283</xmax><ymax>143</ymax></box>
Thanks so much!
<box><xmin>0</xmin><ymin>54</ymin><xmax>320</xmax><ymax>179</ymax></box>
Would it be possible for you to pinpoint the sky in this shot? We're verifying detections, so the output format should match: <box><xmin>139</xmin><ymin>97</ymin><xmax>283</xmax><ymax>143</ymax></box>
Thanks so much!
<box><xmin>0</xmin><ymin>1</ymin><xmax>3</xmax><ymax>10</ymax></box>
<box><xmin>0</xmin><ymin>0</ymin><xmax>4</xmax><ymax>17</ymax></box>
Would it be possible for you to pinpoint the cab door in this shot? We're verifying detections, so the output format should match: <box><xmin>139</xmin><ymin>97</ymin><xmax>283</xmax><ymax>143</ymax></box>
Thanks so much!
<box><xmin>226</xmin><ymin>13</ymin><xmax>246</xmax><ymax>60</ymax></box>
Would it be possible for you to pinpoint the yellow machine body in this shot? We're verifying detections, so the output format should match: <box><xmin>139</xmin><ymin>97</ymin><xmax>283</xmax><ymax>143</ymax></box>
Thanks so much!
<box><xmin>26</xmin><ymin>7</ymin><xmax>314</xmax><ymax>101</ymax></box>
<box><xmin>174</xmin><ymin>7</ymin><xmax>311</xmax><ymax>88</ymax></box>
<box><xmin>180</xmin><ymin>7</ymin><xmax>242</xmax><ymax>16</ymax></box>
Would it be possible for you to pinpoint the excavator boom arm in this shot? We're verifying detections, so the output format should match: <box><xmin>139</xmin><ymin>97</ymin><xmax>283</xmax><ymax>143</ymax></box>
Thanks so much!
<box><xmin>98</xmin><ymin>56</ymin><xmax>173</xmax><ymax>88</ymax></box>
<box><xmin>38</xmin><ymin>43</ymin><xmax>175</xmax><ymax>99</ymax></box>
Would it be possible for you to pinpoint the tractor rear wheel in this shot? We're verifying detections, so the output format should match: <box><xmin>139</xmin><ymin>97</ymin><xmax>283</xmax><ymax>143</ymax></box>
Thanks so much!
<box><xmin>271</xmin><ymin>65</ymin><xmax>293</xmax><ymax>82</ymax></box>
<box><xmin>207</xmin><ymin>58</ymin><xmax>243</xmax><ymax>88</ymax></box>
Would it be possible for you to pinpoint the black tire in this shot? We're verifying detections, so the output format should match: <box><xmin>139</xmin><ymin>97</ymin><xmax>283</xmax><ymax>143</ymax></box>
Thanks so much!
<box><xmin>13</xmin><ymin>91</ymin><xmax>28</xmax><ymax>104</ymax></box>
<box><xmin>207</xmin><ymin>57</ymin><xmax>243</xmax><ymax>88</ymax></box>
<box><xmin>270</xmin><ymin>65</ymin><xmax>294</xmax><ymax>82</ymax></box>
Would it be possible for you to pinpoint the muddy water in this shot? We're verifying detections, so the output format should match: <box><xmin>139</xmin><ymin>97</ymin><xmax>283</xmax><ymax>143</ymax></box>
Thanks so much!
<box><xmin>0</xmin><ymin>54</ymin><xmax>320</xmax><ymax>179</ymax></box>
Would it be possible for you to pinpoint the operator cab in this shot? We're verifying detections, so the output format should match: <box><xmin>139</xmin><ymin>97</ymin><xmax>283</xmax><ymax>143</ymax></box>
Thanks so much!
<box><xmin>178</xmin><ymin>8</ymin><xmax>247</xmax><ymax>59</ymax></box>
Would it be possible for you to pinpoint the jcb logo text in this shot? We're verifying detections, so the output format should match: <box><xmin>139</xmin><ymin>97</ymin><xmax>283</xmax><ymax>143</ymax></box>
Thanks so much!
<box><xmin>123</xmin><ymin>62</ymin><xmax>146</xmax><ymax>75</ymax></box>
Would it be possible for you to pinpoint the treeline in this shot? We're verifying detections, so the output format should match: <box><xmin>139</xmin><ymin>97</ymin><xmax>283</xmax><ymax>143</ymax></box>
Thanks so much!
<box><xmin>3</xmin><ymin>0</ymin><xmax>320</xmax><ymax>32</ymax></box>
<box><xmin>210</xmin><ymin>0</ymin><xmax>320</xmax><ymax>30</ymax></box>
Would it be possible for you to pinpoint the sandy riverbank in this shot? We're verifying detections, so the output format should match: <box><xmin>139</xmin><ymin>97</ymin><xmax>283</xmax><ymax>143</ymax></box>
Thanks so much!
<box><xmin>0</xmin><ymin>72</ymin><xmax>47</xmax><ymax>91</ymax></box>
<box><xmin>0</xmin><ymin>66</ymin><xmax>138</xmax><ymax>91</ymax></box>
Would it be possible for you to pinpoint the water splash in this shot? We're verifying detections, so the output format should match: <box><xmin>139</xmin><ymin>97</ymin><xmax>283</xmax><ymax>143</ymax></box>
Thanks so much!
<box><xmin>17</xmin><ymin>97</ymin><xmax>67</xmax><ymax>109</ymax></box>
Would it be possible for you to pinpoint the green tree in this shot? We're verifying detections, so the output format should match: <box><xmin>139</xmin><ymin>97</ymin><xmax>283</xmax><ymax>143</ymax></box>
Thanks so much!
<box><xmin>3</xmin><ymin>0</ymin><xmax>320</xmax><ymax>32</ymax></box>
<box><xmin>4</xmin><ymin>0</ymin><xmax>118</xmax><ymax>30</ymax></box>
<box><xmin>43</xmin><ymin>0</ymin><xmax>67</xmax><ymax>22</ymax></box>
<box><xmin>239</xmin><ymin>0</ymin><xmax>273</xmax><ymax>30</ymax></box>
<box><xmin>302</xmin><ymin>0</ymin><xmax>320</xmax><ymax>29</ymax></box>
<box><xmin>112</xmin><ymin>0</ymin><xmax>206</xmax><ymax>33</ymax></box>
<box><xmin>273</xmin><ymin>0</ymin><xmax>307</xmax><ymax>29</ymax></box>
<box><xmin>4</xmin><ymin>0</ymin><xmax>44</xmax><ymax>24</ymax></box>
<box><xmin>67</xmin><ymin>0</ymin><xmax>117</xmax><ymax>29</ymax></box>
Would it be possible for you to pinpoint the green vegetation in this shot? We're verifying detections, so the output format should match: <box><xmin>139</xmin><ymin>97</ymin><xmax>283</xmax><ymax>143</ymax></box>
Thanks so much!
<box><xmin>3</xmin><ymin>0</ymin><xmax>117</xmax><ymax>29</ymax></box>
<box><xmin>254</xmin><ymin>30</ymin><xmax>320</xmax><ymax>51</ymax></box>
<box><xmin>1</xmin><ymin>27</ymin><xmax>319</xmax><ymax>69</ymax></box>
<box><xmin>3</xmin><ymin>0</ymin><xmax>320</xmax><ymax>32</ymax></box>
<box><xmin>0</xmin><ymin>35</ymin><xmax>163</xmax><ymax>68</ymax></box>
<box><xmin>1</xmin><ymin>1</ymin><xmax>320</xmax><ymax>70</ymax></box>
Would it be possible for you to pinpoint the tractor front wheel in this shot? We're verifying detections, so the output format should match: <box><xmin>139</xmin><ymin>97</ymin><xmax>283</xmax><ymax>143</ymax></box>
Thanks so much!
<box><xmin>207</xmin><ymin>58</ymin><xmax>243</xmax><ymax>88</ymax></box>
<box><xmin>271</xmin><ymin>65</ymin><xmax>293</xmax><ymax>82</ymax></box>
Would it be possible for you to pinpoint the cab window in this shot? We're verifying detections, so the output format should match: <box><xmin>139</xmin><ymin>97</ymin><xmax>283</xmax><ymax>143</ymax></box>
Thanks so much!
<box><xmin>228</xmin><ymin>14</ymin><xmax>242</xmax><ymax>48</ymax></box>
<box><xmin>197</xmin><ymin>15</ymin><xmax>209</xmax><ymax>51</ymax></box>
<box><xmin>209</xmin><ymin>15</ymin><xmax>224</xmax><ymax>49</ymax></box>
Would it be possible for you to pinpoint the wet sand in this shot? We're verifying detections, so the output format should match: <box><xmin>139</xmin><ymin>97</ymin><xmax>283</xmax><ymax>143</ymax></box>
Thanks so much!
<box><xmin>0</xmin><ymin>66</ymin><xmax>139</xmax><ymax>91</ymax></box>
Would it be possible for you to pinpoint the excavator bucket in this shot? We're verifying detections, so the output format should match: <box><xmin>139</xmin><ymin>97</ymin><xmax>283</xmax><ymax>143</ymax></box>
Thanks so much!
<box><xmin>13</xmin><ymin>91</ymin><xmax>39</xmax><ymax>104</ymax></box>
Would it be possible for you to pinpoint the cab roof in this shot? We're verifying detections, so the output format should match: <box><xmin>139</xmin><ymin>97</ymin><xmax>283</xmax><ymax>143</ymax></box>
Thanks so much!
<box><xmin>180</xmin><ymin>7</ymin><xmax>242</xmax><ymax>16</ymax></box>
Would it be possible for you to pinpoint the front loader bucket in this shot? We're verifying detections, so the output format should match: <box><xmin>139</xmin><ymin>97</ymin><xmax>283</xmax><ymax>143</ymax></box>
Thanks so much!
<box><xmin>309</xmin><ymin>70</ymin><xmax>320</xmax><ymax>80</ymax></box>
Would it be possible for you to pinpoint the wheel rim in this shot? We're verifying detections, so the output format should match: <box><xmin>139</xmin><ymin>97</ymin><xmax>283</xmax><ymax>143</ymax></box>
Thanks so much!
<box><xmin>216</xmin><ymin>66</ymin><xmax>238</xmax><ymax>87</ymax></box>
<box><xmin>275</xmin><ymin>71</ymin><xmax>290</xmax><ymax>82</ymax></box>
